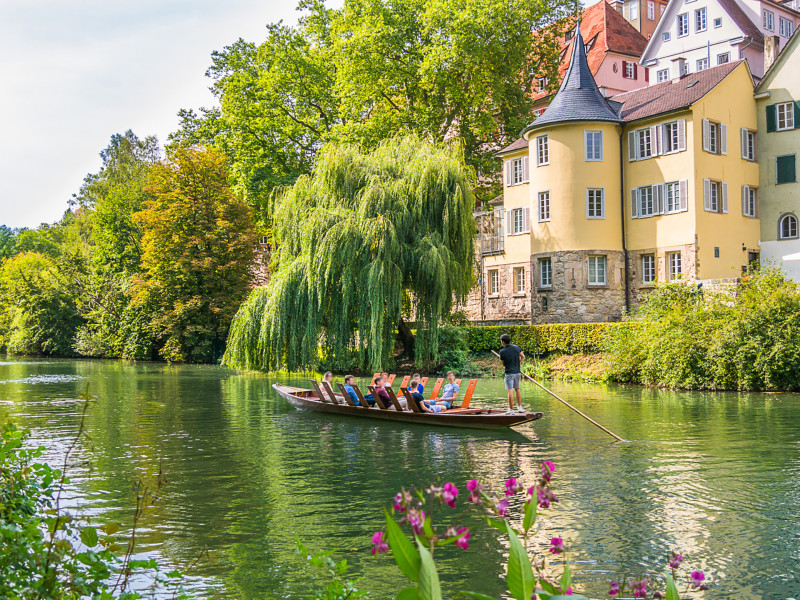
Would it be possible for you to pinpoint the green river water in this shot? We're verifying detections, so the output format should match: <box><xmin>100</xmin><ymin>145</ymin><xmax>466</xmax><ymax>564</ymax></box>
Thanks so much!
<box><xmin>1</xmin><ymin>357</ymin><xmax>798</xmax><ymax>599</ymax></box>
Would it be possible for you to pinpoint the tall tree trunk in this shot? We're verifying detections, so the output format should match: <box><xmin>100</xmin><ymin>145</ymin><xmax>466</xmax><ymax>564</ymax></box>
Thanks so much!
<box><xmin>397</xmin><ymin>317</ymin><xmax>415</xmax><ymax>360</ymax></box>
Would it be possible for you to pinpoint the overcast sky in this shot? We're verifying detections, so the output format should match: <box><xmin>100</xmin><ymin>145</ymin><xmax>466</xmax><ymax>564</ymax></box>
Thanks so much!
<box><xmin>0</xmin><ymin>1</ymin><xmax>319</xmax><ymax>229</ymax></box>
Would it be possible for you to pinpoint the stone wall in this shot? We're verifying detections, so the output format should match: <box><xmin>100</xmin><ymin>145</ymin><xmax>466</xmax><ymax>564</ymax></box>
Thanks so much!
<box><xmin>626</xmin><ymin>243</ymin><xmax>699</xmax><ymax>310</ymax></box>
<box><xmin>250</xmin><ymin>245</ymin><xmax>271</xmax><ymax>288</ymax></box>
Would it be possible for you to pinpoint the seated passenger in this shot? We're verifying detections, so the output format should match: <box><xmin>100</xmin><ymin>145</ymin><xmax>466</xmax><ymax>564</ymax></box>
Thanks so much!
<box><xmin>323</xmin><ymin>371</ymin><xmax>334</xmax><ymax>384</ymax></box>
<box><xmin>421</xmin><ymin>379</ymin><xmax>448</xmax><ymax>413</ymax></box>
<box><xmin>381</xmin><ymin>372</ymin><xmax>391</xmax><ymax>386</ymax></box>
<box><xmin>428</xmin><ymin>371</ymin><xmax>459</xmax><ymax>410</ymax></box>
<box><xmin>363</xmin><ymin>375</ymin><xmax>387</xmax><ymax>407</ymax></box>
<box><xmin>343</xmin><ymin>375</ymin><xmax>362</xmax><ymax>405</ymax></box>
<box><xmin>407</xmin><ymin>380</ymin><xmax>425</xmax><ymax>410</ymax></box>
<box><xmin>411</xmin><ymin>373</ymin><xmax>424</xmax><ymax>395</ymax></box>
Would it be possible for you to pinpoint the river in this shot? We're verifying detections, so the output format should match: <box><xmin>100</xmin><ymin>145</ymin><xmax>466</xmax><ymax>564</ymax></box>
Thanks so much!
<box><xmin>0</xmin><ymin>357</ymin><xmax>798</xmax><ymax>599</ymax></box>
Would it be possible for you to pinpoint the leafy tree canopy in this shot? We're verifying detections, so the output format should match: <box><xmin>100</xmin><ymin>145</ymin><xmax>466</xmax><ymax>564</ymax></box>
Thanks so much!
<box><xmin>224</xmin><ymin>135</ymin><xmax>476</xmax><ymax>373</ymax></box>
<box><xmin>172</xmin><ymin>0</ymin><xmax>571</xmax><ymax>221</ymax></box>
<box><xmin>134</xmin><ymin>145</ymin><xmax>258</xmax><ymax>363</ymax></box>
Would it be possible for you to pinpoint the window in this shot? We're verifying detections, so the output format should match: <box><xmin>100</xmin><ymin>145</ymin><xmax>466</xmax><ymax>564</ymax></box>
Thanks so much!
<box><xmin>637</xmin><ymin>128</ymin><xmax>653</xmax><ymax>159</ymax></box>
<box><xmin>777</xmin><ymin>154</ymin><xmax>797</xmax><ymax>184</ymax></box>
<box><xmin>777</xmin><ymin>102</ymin><xmax>795</xmax><ymax>131</ymax></box>
<box><xmin>508</xmin><ymin>207</ymin><xmax>530</xmax><ymax>235</ymax></box>
<box><xmin>565</xmin><ymin>29</ymin><xmax>574</xmax><ymax>42</ymax></box>
<box><xmin>629</xmin><ymin>1</ymin><xmax>639</xmax><ymax>20</ymax></box>
<box><xmin>657</xmin><ymin>68</ymin><xmax>669</xmax><ymax>82</ymax></box>
<box><xmin>779</xmin><ymin>16</ymin><xmax>794</xmax><ymax>37</ymax></box>
<box><xmin>717</xmin><ymin>52</ymin><xmax>730</xmax><ymax>65</ymax></box>
<box><xmin>677</xmin><ymin>13</ymin><xmax>689</xmax><ymax>36</ymax></box>
<box><xmin>648</xmin><ymin>1</ymin><xmax>655</xmax><ymax>19</ymax></box>
<box><xmin>511</xmin><ymin>157</ymin><xmax>529</xmax><ymax>185</ymax></box>
<box><xmin>664</xmin><ymin>181</ymin><xmax>682</xmax><ymax>213</ymax></box>
<box><xmin>538</xmin><ymin>77</ymin><xmax>548</xmax><ymax>92</ymax></box>
<box><xmin>514</xmin><ymin>267</ymin><xmax>526</xmax><ymax>294</ymax></box>
<box><xmin>623</xmin><ymin>61</ymin><xmax>637</xmax><ymax>79</ymax></box>
<box><xmin>637</xmin><ymin>186</ymin><xmax>656</xmax><ymax>217</ymax></box>
<box><xmin>680</xmin><ymin>60</ymin><xmax>690</xmax><ymax>75</ymax></box>
<box><xmin>489</xmin><ymin>270</ymin><xmax>499</xmax><ymax>295</ymax></box>
<box><xmin>642</xmin><ymin>254</ymin><xmax>656</xmax><ymax>284</ymax></box>
<box><xmin>663</xmin><ymin>120</ymin><xmax>686</xmax><ymax>153</ymax></box>
<box><xmin>713</xmin><ymin>17</ymin><xmax>722</xmax><ymax>27</ymax></box>
<box><xmin>764</xmin><ymin>9</ymin><xmax>774</xmax><ymax>30</ymax></box>
<box><xmin>587</xmin><ymin>188</ymin><xmax>605</xmax><ymax>219</ymax></box>
<box><xmin>668</xmin><ymin>252</ymin><xmax>682</xmax><ymax>280</ymax></box>
<box><xmin>260</xmin><ymin>235</ymin><xmax>269</xmax><ymax>245</ymax></box>
<box><xmin>539</xmin><ymin>258</ymin><xmax>552</xmax><ymax>288</ymax></box>
<box><xmin>742</xmin><ymin>186</ymin><xmax>758</xmax><ymax>218</ymax></box>
<box><xmin>780</xmin><ymin>214</ymin><xmax>799</xmax><ymax>239</ymax></box>
<box><xmin>663</xmin><ymin>31</ymin><xmax>671</xmax><ymax>41</ymax></box>
<box><xmin>588</xmin><ymin>256</ymin><xmax>607</xmax><ymax>286</ymax></box>
<box><xmin>536</xmin><ymin>134</ymin><xmax>549</xmax><ymax>166</ymax></box>
<box><xmin>533</xmin><ymin>108</ymin><xmax>544</xmax><ymax>118</ymax></box>
<box><xmin>703</xmin><ymin>119</ymin><xmax>726</xmax><ymax>155</ymax></box>
<box><xmin>703</xmin><ymin>179</ymin><xmax>728</xmax><ymax>213</ymax></box>
<box><xmin>538</xmin><ymin>191</ymin><xmax>550</xmax><ymax>222</ymax></box>
<box><xmin>585</xmin><ymin>130</ymin><xmax>603</xmax><ymax>161</ymax></box>
<box><xmin>696</xmin><ymin>57</ymin><xmax>709</xmax><ymax>71</ymax></box>
<box><xmin>740</xmin><ymin>129</ymin><xmax>756</xmax><ymax>161</ymax></box>
<box><xmin>695</xmin><ymin>8</ymin><xmax>707</xmax><ymax>31</ymax></box>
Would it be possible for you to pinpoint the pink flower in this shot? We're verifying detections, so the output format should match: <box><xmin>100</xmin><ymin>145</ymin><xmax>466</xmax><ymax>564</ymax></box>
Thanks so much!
<box><xmin>443</xmin><ymin>482</ymin><xmax>458</xmax><ymax>508</ymax></box>
<box><xmin>631</xmin><ymin>579</ymin><xmax>647</xmax><ymax>598</ymax></box>
<box><xmin>690</xmin><ymin>571</ymin><xmax>708</xmax><ymax>589</ymax></box>
<box><xmin>454</xmin><ymin>527</ymin><xmax>470</xmax><ymax>550</ymax></box>
<box><xmin>540</xmin><ymin>461</ymin><xmax>556</xmax><ymax>482</ymax></box>
<box><xmin>408</xmin><ymin>510</ymin><xmax>426</xmax><ymax>536</ymax></box>
<box><xmin>497</xmin><ymin>498</ymin><xmax>509</xmax><ymax>517</ymax></box>
<box><xmin>608</xmin><ymin>581</ymin><xmax>620</xmax><ymax>596</ymax></box>
<box><xmin>537</xmin><ymin>486</ymin><xmax>558</xmax><ymax>509</ymax></box>
<box><xmin>371</xmin><ymin>531</ymin><xmax>389</xmax><ymax>555</ymax></box>
<box><xmin>549</xmin><ymin>537</ymin><xmax>564</xmax><ymax>554</ymax></box>
<box><xmin>393</xmin><ymin>489</ymin><xmax>412</xmax><ymax>512</ymax></box>
<box><xmin>505</xmin><ymin>477</ymin><xmax>520</xmax><ymax>496</ymax></box>
<box><xmin>668</xmin><ymin>552</ymin><xmax>683</xmax><ymax>569</ymax></box>
<box><xmin>466</xmin><ymin>479</ymin><xmax>479</xmax><ymax>491</ymax></box>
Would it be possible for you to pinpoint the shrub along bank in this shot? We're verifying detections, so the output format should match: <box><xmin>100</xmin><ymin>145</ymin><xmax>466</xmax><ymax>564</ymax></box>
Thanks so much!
<box><xmin>464</xmin><ymin>322</ymin><xmax>634</xmax><ymax>355</ymax></box>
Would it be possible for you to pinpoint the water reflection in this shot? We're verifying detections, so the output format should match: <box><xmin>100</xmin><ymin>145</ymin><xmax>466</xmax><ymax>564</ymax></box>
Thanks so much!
<box><xmin>0</xmin><ymin>358</ymin><xmax>799</xmax><ymax>598</ymax></box>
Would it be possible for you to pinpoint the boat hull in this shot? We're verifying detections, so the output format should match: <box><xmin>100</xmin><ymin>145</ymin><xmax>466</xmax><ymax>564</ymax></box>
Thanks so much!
<box><xmin>272</xmin><ymin>383</ymin><xmax>543</xmax><ymax>430</ymax></box>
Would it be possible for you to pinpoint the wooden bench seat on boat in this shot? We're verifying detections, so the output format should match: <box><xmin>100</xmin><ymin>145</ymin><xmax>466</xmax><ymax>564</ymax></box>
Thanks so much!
<box><xmin>310</xmin><ymin>380</ymin><xmax>338</xmax><ymax>404</ymax></box>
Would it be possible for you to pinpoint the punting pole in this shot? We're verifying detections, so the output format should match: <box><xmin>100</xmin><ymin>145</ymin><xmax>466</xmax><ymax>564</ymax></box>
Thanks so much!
<box><xmin>491</xmin><ymin>350</ymin><xmax>626</xmax><ymax>442</ymax></box>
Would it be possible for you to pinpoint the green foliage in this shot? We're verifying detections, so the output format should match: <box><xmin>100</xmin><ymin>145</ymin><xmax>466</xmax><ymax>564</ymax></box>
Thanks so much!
<box><xmin>0</xmin><ymin>225</ymin><xmax>18</xmax><ymax>261</ymax></box>
<box><xmin>464</xmin><ymin>323</ymin><xmax>634</xmax><ymax>356</ymax></box>
<box><xmin>297</xmin><ymin>540</ymin><xmax>368</xmax><ymax>600</ymax></box>
<box><xmin>224</xmin><ymin>136</ymin><xmax>476</xmax><ymax>372</ymax></box>
<box><xmin>134</xmin><ymin>145</ymin><xmax>258</xmax><ymax>363</ymax></box>
<box><xmin>605</xmin><ymin>269</ymin><xmax>800</xmax><ymax>390</ymax></box>
<box><xmin>175</xmin><ymin>0</ymin><xmax>572</xmax><ymax>217</ymax></box>
<box><xmin>0</xmin><ymin>252</ymin><xmax>82</xmax><ymax>355</ymax></box>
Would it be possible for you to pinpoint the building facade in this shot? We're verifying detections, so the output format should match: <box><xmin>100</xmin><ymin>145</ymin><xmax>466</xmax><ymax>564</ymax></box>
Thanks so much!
<box><xmin>755</xmin><ymin>30</ymin><xmax>800</xmax><ymax>279</ymax></box>
<box><xmin>639</xmin><ymin>0</ymin><xmax>798</xmax><ymax>81</ymax></box>
<box><xmin>468</xmin><ymin>26</ymin><xmax>762</xmax><ymax>324</ymax></box>
<box><xmin>609</xmin><ymin>0</ymin><xmax>671</xmax><ymax>39</ymax></box>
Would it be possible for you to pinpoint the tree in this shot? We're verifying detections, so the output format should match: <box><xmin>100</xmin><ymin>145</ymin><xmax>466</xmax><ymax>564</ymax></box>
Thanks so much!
<box><xmin>223</xmin><ymin>136</ymin><xmax>476</xmax><ymax>373</ymax></box>
<box><xmin>174</xmin><ymin>0</ymin><xmax>570</xmax><ymax>219</ymax></box>
<box><xmin>134</xmin><ymin>145</ymin><xmax>258</xmax><ymax>363</ymax></box>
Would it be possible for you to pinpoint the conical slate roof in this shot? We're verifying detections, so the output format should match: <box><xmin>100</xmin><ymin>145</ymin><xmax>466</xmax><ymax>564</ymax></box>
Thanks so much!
<box><xmin>523</xmin><ymin>23</ymin><xmax>622</xmax><ymax>136</ymax></box>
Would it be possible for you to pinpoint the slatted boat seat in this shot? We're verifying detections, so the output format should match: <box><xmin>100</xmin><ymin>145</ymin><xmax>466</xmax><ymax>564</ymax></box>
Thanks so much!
<box><xmin>428</xmin><ymin>378</ymin><xmax>444</xmax><ymax>400</ymax></box>
<box><xmin>400</xmin><ymin>387</ymin><xmax>423</xmax><ymax>413</ymax></box>
<box><xmin>420</xmin><ymin>377</ymin><xmax>428</xmax><ymax>390</ymax></box>
<box><xmin>456</xmin><ymin>379</ymin><xmax>478</xmax><ymax>409</ymax></box>
<box><xmin>310</xmin><ymin>380</ymin><xmax>338</xmax><ymax>404</ymax></box>
<box><xmin>387</xmin><ymin>374</ymin><xmax>396</xmax><ymax>385</ymax></box>
<box><xmin>334</xmin><ymin>382</ymin><xmax>359</xmax><ymax>407</ymax></box>
<box><xmin>384</xmin><ymin>385</ymin><xmax>406</xmax><ymax>411</ymax></box>
<box><xmin>398</xmin><ymin>375</ymin><xmax>411</xmax><ymax>388</ymax></box>
<box><xmin>367</xmin><ymin>385</ymin><xmax>390</xmax><ymax>410</ymax></box>
<box><xmin>350</xmin><ymin>384</ymin><xmax>372</xmax><ymax>408</ymax></box>
<box><xmin>321</xmin><ymin>381</ymin><xmax>344</xmax><ymax>405</ymax></box>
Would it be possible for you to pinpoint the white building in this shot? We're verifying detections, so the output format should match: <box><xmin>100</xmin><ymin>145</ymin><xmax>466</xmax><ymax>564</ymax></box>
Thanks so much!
<box><xmin>639</xmin><ymin>0</ymin><xmax>799</xmax><ymax>80</ymax></box>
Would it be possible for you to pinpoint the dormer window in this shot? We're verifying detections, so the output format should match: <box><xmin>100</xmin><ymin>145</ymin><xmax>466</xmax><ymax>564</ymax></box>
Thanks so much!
<box><xmin>565</xmin><ymin>29</ymin><xmax>574</xmax><ymax>42</ymax></box>
<box><xmin>538</xmin><ymin>77</ymin><xmax>548</xmax><ymax>92</ymax></box>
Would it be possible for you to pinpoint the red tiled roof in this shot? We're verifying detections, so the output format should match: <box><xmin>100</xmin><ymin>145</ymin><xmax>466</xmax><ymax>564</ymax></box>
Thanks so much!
<box><xmin>611</xmin><ymin>61</ymin><xmax>745</xmax><ymax>122</ymax></box>
<box><xmin>532</xmin><ymin>0</ymin><xmax>648</xmax><ymax>103</ymax></box>
<box><xmin>497</xmin><ymin>137</ymin><xmax>529</xmax><ymax>155</ymax></box>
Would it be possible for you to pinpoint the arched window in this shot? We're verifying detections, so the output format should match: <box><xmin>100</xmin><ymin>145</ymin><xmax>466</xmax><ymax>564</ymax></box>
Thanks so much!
<box><xmin>779</xmin><ymin>213</ymin><xmax>798</xmax><ymax>239</ymax></box>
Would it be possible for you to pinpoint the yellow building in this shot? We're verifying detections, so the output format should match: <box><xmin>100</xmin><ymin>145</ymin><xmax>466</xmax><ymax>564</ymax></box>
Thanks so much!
<box><xmin>474</xmin><ymin>25</ymin><xmax>761</xmax><ymax>323</ymax></box>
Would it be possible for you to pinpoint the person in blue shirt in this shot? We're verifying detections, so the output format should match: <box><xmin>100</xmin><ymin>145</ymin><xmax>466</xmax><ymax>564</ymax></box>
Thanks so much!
<box><xmin>428</xmin><ymin>371</ymin><xmax>458</xmax><ymax>411</ymax></box>
<box><xmin>407</xmin><ymin>380</ymin><xmax>425</xmax><ymax>410</ymax></box>
<box><xmin>412</xmin><ymin>373</ymin><xmax>424</xmax><ymax>396</ymax></box>
<box><xmin>342</xmin><ymin>375</ymin><xmax>360</xmax><ymax>405</ymax></box>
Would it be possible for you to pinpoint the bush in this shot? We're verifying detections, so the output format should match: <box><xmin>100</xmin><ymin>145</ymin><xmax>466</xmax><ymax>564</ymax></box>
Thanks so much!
<box><xmin>464</xmin><ymin>322</ymin><xmax>635</xmax><ymax>356</ymax></box>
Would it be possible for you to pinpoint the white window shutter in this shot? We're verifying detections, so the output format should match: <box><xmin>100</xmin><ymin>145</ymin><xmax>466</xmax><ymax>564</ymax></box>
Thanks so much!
<box><xmin>631</xmin><ymin>189</ymin><xmax>639</xmax><ymax>218</ymax></box>
<box><xmin>740</xmin><ymin>128</ymin><xmax>747</xmax><ymax>159</ymax></box>
<box><xmin>507</xmin><ymin>210</ymin><xmax>514</xmax><ymax>234</ymax></box>
<box><xmin>522</xmin><ymin>207</ymin><xmax>531</xmax><ymax>233</ymax></box>
<box><xmin>703</xmin><ymin>179</ymin><xmax>711</xmax><ymax>211</ymax></box>
<box><xmin>678</xmin><ymin>119</ymin><xmax>687</xmax><ymax>151</ymax></box>
<box><xmin>650</xmin><ymin>125</ymin><xmax>660</xmax><ymax>155</ymax></box>
<box><xmin>741</xmin><ymin>185</ymin><xmax>748</xmax><ymax>215</ymax></box>
<box><xmin>679</xmin><ymin>179</ymin><xmax>689</xmax><ymax>211</ymax></box>
<box><xmin>720</xmin><ymin>123</ymin><xmax>728</xmax><ymax>155</ymax></box>
<box><xmin>505</xmin><ymin>161</ymin><xmax>512</xmax><ymax>186</ymax></box>
<box><xmin>702</xmin><ymin>119</ymin><xmax>711</xmax><ymax>152</ymax></box>
<box><xmin>755</xmin><ymin>188</ymin><xmax>759</xmax><ymax>217</ymax></box>
<box><xmin>522</xmin><ymin>156</ymin><xmax>529</xmax><ymax>182</ymax></box>
<box><xmin>628</xmin><ymin>131</ymin><xmax>637</xmax><ymax>161</ymax></box>
<box><xmin>721</xmin><ymin>182</ymin><xmax>728</xmax><ymax>213</ymax></box>
<box><xmin>656</xmin><ymin>124</ymin><xmax>664</xmax><ymax>154</ymax></box>
<box><xmin>753</xmin><ymin>132</ymin><xmax>758</xmax><ymax>161</ymax></box>
<box><xmin>655</xmin><ymin>184</ymin><xmax>664</xmax><ymax>214</ymax></box>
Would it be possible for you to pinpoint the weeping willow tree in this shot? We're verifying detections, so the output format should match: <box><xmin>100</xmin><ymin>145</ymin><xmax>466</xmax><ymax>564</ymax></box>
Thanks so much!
<box><xmin>223</xmin><ymin>135</ymin><xmax>476</xmax><ymax>372</ymax></box>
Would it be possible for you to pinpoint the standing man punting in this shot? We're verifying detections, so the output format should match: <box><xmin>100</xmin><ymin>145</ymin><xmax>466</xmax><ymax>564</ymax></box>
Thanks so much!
<box><xmin>499</xmin><ymin>334</ymin><xmax>525</xmax><ymax>413</ymax></box>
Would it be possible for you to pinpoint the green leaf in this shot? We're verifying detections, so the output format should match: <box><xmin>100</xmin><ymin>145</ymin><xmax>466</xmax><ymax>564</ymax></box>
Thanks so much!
<box><xmin>102</xmin><ymin>522</ymin><xmax>120</xmax><ymax>535</ymax></box>
<box><xmin>539</xmin><ymin>578</ymin><xmax>559</xmax><ymax>595</ymax></box>
<box><xmin>80</xmin><ymin>526</ymin><xmax>98</xmax><ymax>548</ymax></box>
<box><xmin>481</xmin><ymin>516</ymin><xmax>507</xmax><ymax>532</ymax></box>
<box><xmin>523</xmin><ymin>498</ymin><xmax>537</xmax><ymax>534</ymax></box>
<box><xmin>560</xmin><ymin>561</ymin><xmax>571</xmax><ymax>594</ymax></box>
<box><xmin>385</xmin><ymin>510</ymin><xmax>421</xmax><ymax>582</ymax></box>
<box><xmin>665</xmin><ymin>574</ymin><xmax>680</xmax><ymax>600</ymax></box>
<box><xmin>505</xmin><ymin>522</ymin><xmax>535</xmax><ymax>600</ymax></box>
<box><xmin>397</xmin><ymin>587</ymin><xmax>419</xmax><ymax>600</ymax></box>
<box><xmin>423</xmin><ymin>514</ymin><xmax>434</xmax><ymax>539</ymax></box>
<box><xmin>416</xmin><ymin>538</ymin><xmax>442</xmax><ymax>600</ymax></box>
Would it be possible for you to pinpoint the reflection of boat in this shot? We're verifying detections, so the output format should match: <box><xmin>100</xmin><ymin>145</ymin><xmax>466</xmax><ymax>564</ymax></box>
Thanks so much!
<box><xmin>272</xmin><ymin>383</ymin><xmax>543</xmax><ymax>430</ymax></box>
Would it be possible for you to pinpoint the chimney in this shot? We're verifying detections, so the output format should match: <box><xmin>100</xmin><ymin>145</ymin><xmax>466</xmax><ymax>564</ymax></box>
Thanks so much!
<box><xmin>764</xmin><ymin>35</ymin><xmax>780</xmax><ymax>71</ymax></box>
<box><xmin>609</xmin><ymin>0</ymin><xmax>624</xmax><ymax>14</ymax></box>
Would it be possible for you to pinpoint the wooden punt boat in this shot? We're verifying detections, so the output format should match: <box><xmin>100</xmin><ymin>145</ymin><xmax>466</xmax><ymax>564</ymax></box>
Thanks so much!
<box><xmin>272</xmin><ymin>382</ymin><xmax>543</xmax><ymax>430</ymax></box>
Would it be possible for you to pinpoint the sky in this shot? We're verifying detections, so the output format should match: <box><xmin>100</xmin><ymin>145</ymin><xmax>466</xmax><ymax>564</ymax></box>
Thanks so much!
<box><xmin>0</xmin><ymin>1</ymin><xmax>318</xmax><ymax>229</ymax></box>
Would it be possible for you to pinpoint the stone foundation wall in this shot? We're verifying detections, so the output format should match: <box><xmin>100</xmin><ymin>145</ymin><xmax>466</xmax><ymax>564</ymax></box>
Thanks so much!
<box><xmin>481</xmin><ymin>260</ymin><xmax>532</xmax><ymax>322</ymax></box>
<box><xmin>626</xmin><ymin>243</ymin><xmax>699</xmax><ymax>310</ymax></box>
<box><xmin>251</xmin><ymin>246</ymin><xmax>271</xmax><ymax>288</ymax></box>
